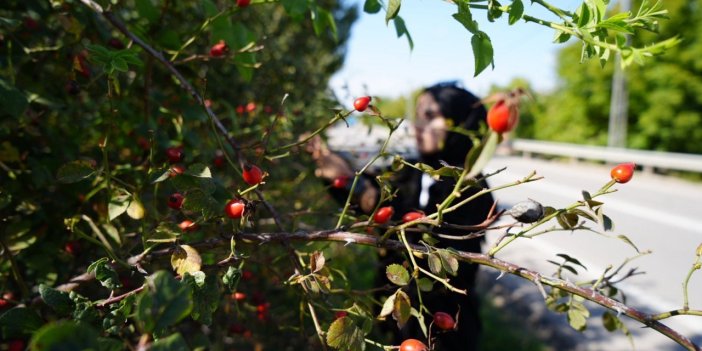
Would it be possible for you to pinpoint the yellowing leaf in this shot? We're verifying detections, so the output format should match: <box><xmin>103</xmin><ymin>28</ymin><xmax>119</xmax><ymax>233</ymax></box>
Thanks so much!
<box><xmin>127</xmin><ymin>197</ymin><xmax>145</xmax><ymax>219</ymax></box>
<box><xmin>171</xmin><ymin>245</ymin><xmax>202</xmax><ymax>275</ymax></box>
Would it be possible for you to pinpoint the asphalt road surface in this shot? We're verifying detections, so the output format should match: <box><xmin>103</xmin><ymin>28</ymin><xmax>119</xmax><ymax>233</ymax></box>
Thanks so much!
<box><xmin>481</xmin><ymin>155</ymin><xmax>702</xmax><ymax>351</ymax></box>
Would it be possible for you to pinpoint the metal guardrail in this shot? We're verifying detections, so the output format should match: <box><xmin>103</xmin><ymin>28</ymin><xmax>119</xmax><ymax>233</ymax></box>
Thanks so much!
<box><xmin>510</xmin><ymin>139</ymin><xmax>702</xmax><ymax>173</ymax></box>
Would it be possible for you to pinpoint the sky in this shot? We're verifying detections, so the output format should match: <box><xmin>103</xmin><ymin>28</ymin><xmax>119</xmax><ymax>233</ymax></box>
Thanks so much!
<box><xmin>329</xmin><ymin>0</ymin><xmax>579</xmax><ymax>102</ymax></box>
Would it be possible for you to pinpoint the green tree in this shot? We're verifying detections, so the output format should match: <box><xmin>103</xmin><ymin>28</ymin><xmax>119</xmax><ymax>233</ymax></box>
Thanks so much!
<box><xmin>538</xmin><ymin>0</ymin><xmax>702</xmax><ymax>153</ymax></box>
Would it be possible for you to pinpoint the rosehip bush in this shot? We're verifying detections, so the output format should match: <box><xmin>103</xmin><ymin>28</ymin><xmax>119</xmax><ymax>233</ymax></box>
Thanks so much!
<box><xmin>0</xmin><ymin>0</ymin><xmax>694</xmax><ymax>351</ymax></box>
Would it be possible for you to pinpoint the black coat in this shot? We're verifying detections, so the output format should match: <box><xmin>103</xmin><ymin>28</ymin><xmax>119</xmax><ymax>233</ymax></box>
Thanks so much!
<box><xmin>327</xmin><ymin>161</ymin><xmax>493</xmax><ymax>350</ymax></box>
<box><xmin>381</xmin><ymin>163</ymin><xmax>493</xmax><ymax>351</ymax></box>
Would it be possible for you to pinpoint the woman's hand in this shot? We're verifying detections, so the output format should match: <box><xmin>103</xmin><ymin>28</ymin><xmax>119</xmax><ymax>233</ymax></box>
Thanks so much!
<box><xmin>301</xmin><ymin>134</ymin><xmax>355</xmax><ymax>180</ymax></box>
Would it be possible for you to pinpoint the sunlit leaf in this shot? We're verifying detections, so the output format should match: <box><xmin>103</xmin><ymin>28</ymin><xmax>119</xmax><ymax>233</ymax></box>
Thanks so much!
<box><xmin>171</xmin><ymin>245</ymin><xmax>202</xmax><ymax>275</ymax></box>
<box><xmin>386</xmin><ymin>264</ymin><xmax>410</xmax><ymax>286</ymax></box>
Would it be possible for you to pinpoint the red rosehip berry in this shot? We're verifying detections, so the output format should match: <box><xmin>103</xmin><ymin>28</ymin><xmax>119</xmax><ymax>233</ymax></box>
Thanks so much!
<box><xmin>210</xmin><ymin>40</ymin><xmax>229</xmax><ymax>57</ymax></box>
<box><xmin>246</xmin><ymin>102</ymin><xmax>257</xmax><ymax>113</ymax></box>
<box><xmin>0</xmin><ymin>293</ymin><xmax>13</xmax><ymax>309</ymax></box>
<box><xmin>213</xmin><ymin>150</ymin><xmax>226</xmax><ymax>168</ymax></box>
<box><xmin>165</xmin><ymin>147</ymin><xmax>184</xmax><ymax>163</ymax></box>
<box><xmin>399</xmin><ymin>339</ymin><xmax>428</xmax><ymax>351</ymax></box>
<box><xmin>242</xmin><ymin>270</ymin><xmax>254</xmax><ymax>281</ymax></box>
<box><xmin>242</xmin><ymin>164</ymin><xmax>264</xmax><ymax>185</ymax></box>
<box><xmin>232</xmin><ymin>292</ymin><xmax>247</xmax><ymax>301</ymax></box>
<box><xmin>610</xmin><ymin>162</ymin><xmax>636</xmax><ymax>184</ymax></box>
<box><xmin>237</xmin><ymin>0</ymin><xmax>251</xmax><ymax>7</ymax></box>
<box><xmin>264</xmin><ymin>105</ymin><xmax>273</xmax><ymax>114</ymax></box>
<box><xmin>225</xmin><ymin>199</ymin><xmax>245</xmax><ymax>218</ymax></box>
<box><xmin>402</xmin><ymin>211</ymin><xmax>425</xmax><ymax>223</ymax></box>
<box><xmin>373</xmin><ymin>206</ymin><xmax>394</xmax><ymax>224</ymax></box>
<box><xmin>334</xmin><ymin>311</ymin><xmax>348</xmax><ymax>320</ymax></box>
<box><xmin>331</xmin><ymin>176</ymin><xmax>349</xmax><ymax>189</ymax></box>
<box><xmin>137</xmin><ymin>137</ymin><xmax>150</xmax><ymax>151</ymax></box>
<box><xmin>353</xmin><ymin>96</ymin><xmax>372</xmax><ymax>112</ymax></box>
<box><xmin>178</xmin><ymin>219</ymin><xmax>198</xmax><ymax>232</ymax></box>
<box><xmin>107</xmin><ymin>38</ymin><xmax>125</xmax><ymax>50</ymax></box>
<box><xmin>64</xmin><ymin>241</ymin><xmax>80</xmax><ymax>255</ymax></box>
<box><xmin>433</xmin><ymin>311</ymin><xmax>456</xmax><ymax>330</ymax></box>
<box><xmin>236</xmin><ymin>105</ymin><xmax>245</xmax><ymax>115</ymax></box>
<box><xmin>169</xmin><ymin>164</ymin><xmax>186</xmax><ymax>177</ymax></box>
<box><xmin>168</xmin><ymin>193</ymin><xmax>184</xmax><ymax>210</ymax></box>
<box><xmin>487</xmin><ymin>99</ymin><xmax>518</xmax><ymax>134</ymax></box>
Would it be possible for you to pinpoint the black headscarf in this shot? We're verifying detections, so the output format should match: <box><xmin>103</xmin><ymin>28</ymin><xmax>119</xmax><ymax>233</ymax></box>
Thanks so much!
<box><xmin>420</xmin><ymin>83</ymin><xmax>486</xmax><ymax>168</ymax></box>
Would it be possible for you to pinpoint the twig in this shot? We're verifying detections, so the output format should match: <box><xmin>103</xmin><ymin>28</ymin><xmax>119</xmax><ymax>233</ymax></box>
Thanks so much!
<box><xmin>308</xmin><ymin>302</ymin><xmax>329</xmax><ymax>351</ymax></box>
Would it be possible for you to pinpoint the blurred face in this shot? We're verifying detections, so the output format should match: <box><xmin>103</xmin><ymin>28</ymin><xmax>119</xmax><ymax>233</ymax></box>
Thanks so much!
<box><xmin>414</xmin><ymin>93</ymin><xmax>448</xmax><ymax>155</ymax></box>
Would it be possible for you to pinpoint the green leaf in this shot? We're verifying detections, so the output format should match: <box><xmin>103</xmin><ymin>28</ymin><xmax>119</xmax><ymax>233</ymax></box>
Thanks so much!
<box><xmin>29</xmin><ymin>321</ymin><xmax>100</xmax><ymax>351</ymax></box>
<box><xmin>112</xmin><ymin>57</ymin><xmax>129</xmax><ymax>72</ymax></box>
<box><xmin>0</xmin><ymin>78</ymin><xmax>28</xmax><ymax>118</ymax></box>
<box><xmin>70</xmin><ymin>292</ymin><xmax>100</xmax><ymax>324</ymax></box>
<box><xmin>222</xmin><ymin>266</ymin><xmax>242</xmax><ymax>292</ymax></box>
<box><xmin>487</xmin><ymin>0</ymin><xmax>503</xmax><ymax>22</ymax></box>
<box><xmin>103</xmin><ymin>295</ymin><xmax>134</xmax><ymax>335</ymax></box>
<box><xmin>184</xmin><ymin>163</ymin><xmax>212</xmax><ymax>178</ymax></box>
<box><xmin>392</xmin><ymin>290</ymin><xmax>411</xmax><ymax>329</ymax></box>
<box><xmin>553</xmin><ymin>30</ymin><xmax>571</xmax><ymax>43</ymax></box>
<box><xmin>465</xmin><ymin>130</ymin><xmax>498</xmax><ymax>178</ymax></box>
<box><xmin>108</xmin><ymin>194</ymin><xmax>131</xmax><ymax>221</ymax></box>
<box><xmin>311</xmin><ymin>7</ymin><xmax>336</xmax><ymax>40</ymax></box>
<box><xmin>557</xmin><ymin>212</ymin><xmax>579</xmax><ymax>229</ymax></box>
<box><xmin>363</xmin><ymin>0</ymin><xmax>382</xmax><ymax>13</ymax></box>
<box><xmin>182</xmin><ymin>189</ymin><xmax>220</xmax><ymax>219</ymax></box>
<box><xmin>0</xmin><ymin>307</ymin><xmax>44</xmax><ymax>339</ymax></box>
<box><xmin>575</xmin><ymin>2</ymin><xmax>592</xmax><ymax>28</ymax></box>
<box><xmin>602</xmin><ymin>311</ymin><xmax>620</xmax><ymax>332</ymax></box>
<box><xmin>508</xmin><ymin>0</ymin><xmax>524</xmax><ymax>25</ymax></box>
<box><xmin>386</xmin><ymin>264</ymin><xmax>410</xmax><ymax>286</ymax></box>
<box><xmin>567</xmin><ymin>301</ymin><xmax>590</xmax><ymax>331</ymax></box>
<box><xmin>570</xmin><ymin>208</ymin><xmax>597</xmax><ymax>222</ymax></box>
<box><xmin>556</xmin><ymin>253</ymin><xmax>588</xmax><ymax>271</ymax></box>
<box><xmin>126</xmin><ymin>198</ymin><xmax>145</xmax><ymax>220</ymax></box>
<box><xmin>417</xmin><ymin>278</ymin><xmax>434</xmax><ymax>292</ymax></box>
<box><xmin>471</xmin><ymin>32</ymin><xmax>494</xmax><ymax>77</ymax></box>
<box><xmin>88</xmin><ymin>257</ymin><xmax>122</xmax><ymax>290</ymax></box>
<box><xmin>393</xmin><ymin>17</ymin><xmax>414</xmax><ymax>50</ymax></box>
<box><xmin>183</xmin><ymin>272</ymin><xmax>219</xmax><ymax>325</ymax></box>
<box><xmin>150</xmin><ymin>333</ymin><xmax>190</xmax><ymax>351</ymax></box>
<box><xmin>617</xmin><ymin>235</ymin><xmax>640</xmax><ymax>253</ymax></box>
<box><xmin>602</xmin><ymin>214</ymin><xmax>614</xmax><ymax>231</ymax></box>
<box><xmin>379</xmin><ymin>293</ymin><xmax>396</xmax><ymax>318</ymax></box>
<box><xmin>57</xmin><ymin>160</ymin><xmax>96</xmax><ymax>183</ymax></box>
<box><xmin>39</xmin><ymin>285</ymin><xmax>74</xmax><ymax>316</ymax></box>
<box><xmin>326</xmin><ymin>316</ymin><xmax>365</xmax><ymax>350</ymax></box>
<box><xmin>438</xmin><ymin>249</ymin><xmax>459</xmax><ymax>276</ymax></box>
<box><xmin>136</xmin><ymin>271</ymin><xmax>193</xmax><ymax>334</ymax></box>
<box><xmin>452</xmin><ymin>1</ymin><xmax>478</xmax><ymax>34</ymax></box>
<box><xmin>170</xmin><ymin>245</ymin><xmax>202</xmax><ymax>276</ymax></box>
<box><xmin>151</xmin><ymin>167</ymin><xmax>173</xmax><ymax>184</ymax></box>
<box><xmin>146</xmin><ymin>222</ymin><xmax>181</xmax><ymax>245</ymax></box>
<box><xmin>427</xmin><ymin>253</ymin><xmax>443</xmax><ymax>275</ymax></box>
<box><xmin>385</xmin><ymin>0</ymin><xmax>401</xmax><ymax>24</ymax></box>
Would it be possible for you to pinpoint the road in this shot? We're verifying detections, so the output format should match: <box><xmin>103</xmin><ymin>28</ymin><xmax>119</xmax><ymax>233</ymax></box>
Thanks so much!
<box><xmin>482</xmin><ymin>155</ymin><xmax>702</xmax><ymax>351</ymax></box>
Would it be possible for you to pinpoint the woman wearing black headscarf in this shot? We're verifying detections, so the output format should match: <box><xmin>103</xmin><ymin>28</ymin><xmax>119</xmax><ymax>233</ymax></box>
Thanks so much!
<box><xmin>308</xmin><ymin>83</ymin><xmax>494</xmax><ymax>350</ymax></box>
